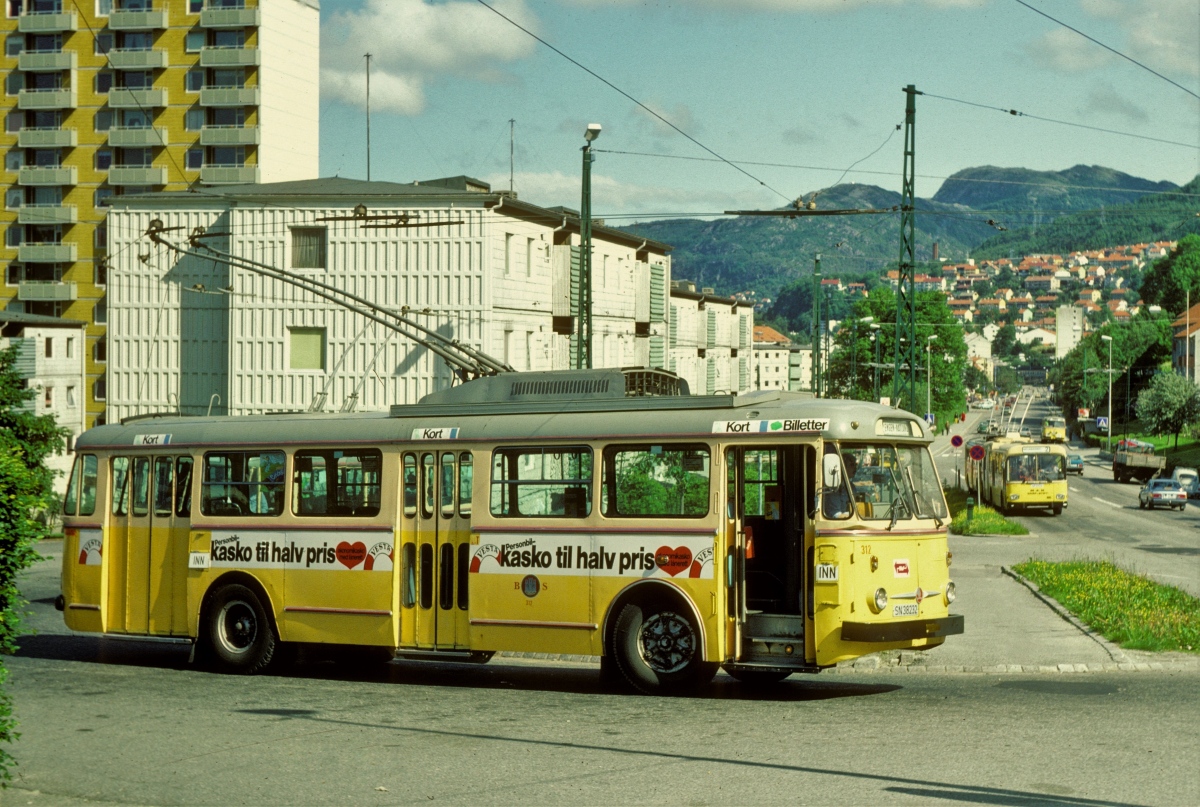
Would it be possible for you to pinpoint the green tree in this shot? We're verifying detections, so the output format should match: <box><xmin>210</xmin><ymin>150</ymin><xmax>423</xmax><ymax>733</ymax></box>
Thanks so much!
<box><xmin>0</xmin><ymin>345</ymin><xmax>66</xmax><ymax>782</ymax></box>
<box><xmin>1140</xmin><ymin>234</ymin><xmax>1200</xmax><ymax>316</ymax></box>
<box><xmin>1135</xmin><ymin>372</ymin><xmax>1200</xmax><ymax>451</ymax></box>
<box><xmin>992</xmin><ymin>324</ymin><xmax>1017</xmax><ymax>359</ymax></box>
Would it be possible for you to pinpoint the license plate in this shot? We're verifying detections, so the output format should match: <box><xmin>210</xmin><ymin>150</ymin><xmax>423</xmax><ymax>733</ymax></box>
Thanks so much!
<box><xmin>893</xmin><ymin>603</ymin><xmax>919</xmax><ymax>617</ymax></box>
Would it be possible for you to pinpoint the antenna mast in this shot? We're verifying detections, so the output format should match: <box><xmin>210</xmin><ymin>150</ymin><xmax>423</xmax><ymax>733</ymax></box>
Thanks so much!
<box><xmin>509</xmin><ymin>118</ymin><xmax>515</xmax><ymax>193</ymax></box>
<box><xmin>365</xmin><ymin>53</ymin><xmax>372</xmax><ymax>181</ymax></box>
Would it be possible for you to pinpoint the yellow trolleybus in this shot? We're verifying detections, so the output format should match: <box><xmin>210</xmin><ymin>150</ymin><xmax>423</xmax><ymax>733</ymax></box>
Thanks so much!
<box><xmin>977</xmin><ymin>438</ymin><xmax>1068</xmax><ymax>515</ymax></box>
<box><xmin>1040</xmin><ymin>416</ymin><xmax>1067</xmax><ymax>443</ymax></box>
<box><xmin>57</xmin><ymin>368</ymin><xmax>962</xmax><ymax>694</ymax></box>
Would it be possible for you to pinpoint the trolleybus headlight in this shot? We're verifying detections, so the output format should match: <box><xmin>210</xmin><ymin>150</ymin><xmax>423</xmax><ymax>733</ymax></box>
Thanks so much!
<box><xmin>1009</xmin><ymin>493</ymin><xmax>1019</xmax><ymax>501</ymax></box>
<box><xmin>872</xmin><ymin>587</ymin><xmax>888</xmax><ymax>613</ymax></box>
<box><xmin>945</xmin><ymin>581</ymin><xmax>956</xmax><ymax>604</ymax></box>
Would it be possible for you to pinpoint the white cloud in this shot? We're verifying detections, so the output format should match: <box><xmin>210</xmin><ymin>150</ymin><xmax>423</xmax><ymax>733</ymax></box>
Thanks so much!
<box><xmin>1025</xmin><ymin>28</ymin><xmax>1115</xmax><ymax>72</ymax></box>
<box><xmin>489</xmin><ymin>170</ymin><xmax>775</xmax><ymax>219</ymax></box>
<box><xmin>1081</xmin><ymin>83</ymin><xmax>1149</xmax><ymax>124</ymax></box>
<box><xmin>321</xmin><ymin>0</ymin><xmax>538</xmax><ymax>115</ymax></box>
<box><xmin>564</xmin><ymin>0</ymin><xmax>983</xmax><ymax>10</ymax></box>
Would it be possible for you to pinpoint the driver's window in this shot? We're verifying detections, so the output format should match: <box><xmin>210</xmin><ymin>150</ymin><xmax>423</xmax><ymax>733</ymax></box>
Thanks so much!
<box><xmin>821</xmin><ymin>444</ymin><xmax>851</xmax><ymax>520</ymax></box>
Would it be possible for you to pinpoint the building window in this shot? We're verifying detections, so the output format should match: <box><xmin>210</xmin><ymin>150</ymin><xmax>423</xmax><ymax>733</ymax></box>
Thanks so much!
<box><xmin>185</xmin><ymin>69</ymin><xmax>203</xmax><ymax>92</ymax></box>
<box><xmin>5</xmin><ymin>36</ymin><xmax>21</xmax><ymax>57</ymax></box>
<box><xmin>94</xmin><ymin>109</ymin><xmax>112</xmax><ymax>132</ymax></box>
<box><xmin>93</xmin><ymin>376</ymin><xmax>106</xmax><ymax>402</ymax></box>
<box><xmin>184</xmin><ymin>107</ymin><xmax>204</xmax><ymax>131</ymax></box>
<box><xmin>96</xmin><ymin>0</ymin><xmax>112</xmax><ymax>15</ymax></box>
<box><xmin>5</xmin><ymin>264</ymin><xmax>20</xmax><ymax>285</ymax></box>
<box><xmin>95</xmin><ymin>72</ymin><xmax>112</xmax><ymax>94</ymax></box>
<box><xmin>504</xmin><ymin>233</ymin><xmax>512</xmax><ymax>276</ymax></box>
<box><xmin>94</xmin><ymin>33</ymin><xmax>112</xmax><ymax>55</ymax></box>
<box><xmin>66</xmin><ymin>335</ymin><xmax>73</xmax><ymax>358</ymax></box>
<box><xmin>5</xmin><ymin>111</ymin><xmax>19</xmax><ymax>132</ymax></box>
<box><xmin>95</xmin><ymin>149</ymin><xmax>112</xmax><ymax>170</ymax></box>
<box><xmin>44</xmin><ymin>386</ymin><xmax>52</xmax><ymax>408</ymax></box>
<box><xmin>185</xmin><ymin>31</ymin><xmax>204</xmax><ymax>52</ymax></box>
<box><xmin>93</xmin><ymin>337</ymin><xmax>106</xmax><ymax>363</ymax></box>
<box><xmin>44</xmin><ymin>337</ymin><xmax>52</xmax><ymax>358</ymax></box>
<box><xmin>6</xmin><ymin>226</ymin><xmax>21</xmax><ymax>247</ymax></box>
<box><xmin>5</xmin><ymin>189</ymin><xmax>21</xmax><ymax>209</ymax></box>
<box><xmin>94</xmin><ymin>259</ymin><xmax>107</xmax><ymax>286</ymax></box>
<box><xmin>288</xmin><ymin>327</ymin><xmax>326</xmax><ymax>371</ymax></box>
<box><xmin>66</xmin><ymin>384</ymin><xmax>75</xmax><ymax>407</ymax></box>
<box><xmin>188</xmin><ymin>0</ymin><xmax>202</xmax><ymax>12</ymax></box>
<box><xmin>95</xmin><ymin>224</ymin><xmax>107</xmax><ymax>250</ymax></box>
<box><xmin>6</xmin><ymin>72</ymin><xmax>21</xmax><ymax>95</ymax></box>
<box><xmin>290</xmin><ymin>227</ymin><xmax>326</xmax><ymax>269</ymax></box>
<box><xmin>94</xmin><ymin>299</ymin><xmax>107</xmax><ymax>325</ymax></box>
<box><xmin>185</xmin><ymin>148</ymin><xmax>203</xmax><ymax>170</ymax></box>
<box><xmin>94</xmin><ymin>188</ymin><xmax>114</xmax><ymax>207</ymax></box>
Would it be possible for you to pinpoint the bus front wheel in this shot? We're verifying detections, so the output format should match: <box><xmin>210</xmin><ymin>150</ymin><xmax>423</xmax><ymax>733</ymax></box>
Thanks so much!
<box><xmin>204</xmin><ymin>583</ymin><xmax>278</xmax><ymax>674</ymax></box>
<box><xmin>612</xmin><ymin>601</ymin><xmax>717</xmax><ymax>695</ymax></box>
<box><xmin>1052</xmin><ymin>504</ymin><xmax>1063</xmax><ymax>516</ymax></box>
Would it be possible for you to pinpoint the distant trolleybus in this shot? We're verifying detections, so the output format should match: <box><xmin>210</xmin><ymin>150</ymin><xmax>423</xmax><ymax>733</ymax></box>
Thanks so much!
<box><xmin>1041</xmin><ymin>416</ymin><xmax>1067</xmax><ymax>443</ymax></box>
<box><xmin>970</xmin><ymin>437</ymin><xmax>1068</xmax><ymax>516</ymax></box>
<box><xmin>58</xmin><ymin>368</ymin><xmax>962</xmax><ymax>694</ymax></box>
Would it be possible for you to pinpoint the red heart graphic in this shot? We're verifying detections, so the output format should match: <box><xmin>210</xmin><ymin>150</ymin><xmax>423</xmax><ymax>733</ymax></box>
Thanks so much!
<box><xmin>335</xmin><ymin>541</ymin><xmax>367</xmax><ymax>569</ymax></box>
<box><xmin>654</xmin><ymin>546</ymin><xmax>692</xmax><ymax>577</ymax></box>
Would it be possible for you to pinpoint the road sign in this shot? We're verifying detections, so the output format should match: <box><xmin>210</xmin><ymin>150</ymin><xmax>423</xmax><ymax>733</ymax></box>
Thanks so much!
<box><xmin>951</xmin><ymin>435</ymin><xmax>964</xmax><ymax>448</ymax></box>
<box><xmin>1096</xmin><ymin>416</ymin><xmax>1109</xmax><ymax>431</ymax></box>
<box><xmin>969</xmin><ymin>445</ymin><xmax>985</xmax><ymax>461</ymax></box>
<box><xmin>925</xmin><ymin>413</ymin><xmax>935</xmax><ymax>424</ymax></box>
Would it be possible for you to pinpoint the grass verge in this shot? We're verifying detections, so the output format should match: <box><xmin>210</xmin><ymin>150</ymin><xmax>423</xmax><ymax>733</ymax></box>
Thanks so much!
<box><xmin>944</xmin><ymin>487</ymin><xmax>1029</xmax><ymax>536</ymax></box>
<box><xmin>1012</xmin><ymin>560</ymin><xmax>1200</xmax><ymax>654</ymax></box>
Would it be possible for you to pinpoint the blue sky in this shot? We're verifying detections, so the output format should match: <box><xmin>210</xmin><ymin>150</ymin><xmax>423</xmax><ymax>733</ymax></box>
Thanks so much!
<box><xmin>317</xmin><ymin>0</ymin><xmax>1200</xmax><ymax>221</ymax></box>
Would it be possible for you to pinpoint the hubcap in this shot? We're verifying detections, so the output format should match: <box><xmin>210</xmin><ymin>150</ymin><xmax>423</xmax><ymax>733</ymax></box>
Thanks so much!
<box><xmin>217</xmin><ymin>599</ymin><xmax>257</xmax><ymax>656</ymax></box>
<box><xmin>638</xmin><ymin>611</ymin><xmax>696</xmax><ymax>674</ymax></box>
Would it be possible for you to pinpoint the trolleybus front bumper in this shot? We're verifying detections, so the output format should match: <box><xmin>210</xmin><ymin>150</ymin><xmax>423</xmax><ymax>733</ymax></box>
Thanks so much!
<box><xmin>841</xmin><ymin>614</ymin><xmax>964</xmax><ymax>643</ymax></box>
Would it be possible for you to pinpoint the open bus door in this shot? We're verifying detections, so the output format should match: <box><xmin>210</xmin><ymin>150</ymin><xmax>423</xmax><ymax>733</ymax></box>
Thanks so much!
<box><xmin>724</xmin><ymin>445</ymin><xmax>813</xmax><ymax>668</ymax></box>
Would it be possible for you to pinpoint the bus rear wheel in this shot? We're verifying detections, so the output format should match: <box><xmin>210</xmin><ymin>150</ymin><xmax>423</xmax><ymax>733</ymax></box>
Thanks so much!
<box><xmin>612</xmin><ymin>601</ymin><xmax>716</xmax><ymax>695</ymax></box>
<box><xmin>204</xmin><ymin>583</ymin><xmax>277</xmax><ymax>674</ymax></box>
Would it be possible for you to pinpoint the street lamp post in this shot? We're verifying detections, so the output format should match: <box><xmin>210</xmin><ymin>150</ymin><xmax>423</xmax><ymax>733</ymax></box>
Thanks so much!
<box><xmin>926</xmin><ymin>334</ymin><xmax>937</xmax><ymax>422</ymax></box>
<box><xmin>1101</xmin><ymin>334</ymin><xmax>1113</xmax><ymax>452</ymax></box>
<box><xmin>577</xmin><ymin>123</ymin><xmax>601</xmax><ymax>369</ymax></box>
<box><xmin>871</xmin><ymin>323</ymin><xmax>881</xmax><ymax>403</ymax></box>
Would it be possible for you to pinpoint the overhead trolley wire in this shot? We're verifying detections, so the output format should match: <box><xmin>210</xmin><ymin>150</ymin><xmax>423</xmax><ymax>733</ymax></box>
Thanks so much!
<box><xmin>471</xmin><ymin>0</ymin><xmax>793</xmax><ymax>204</ymax></box>
<box><xmin>1009</xmin><ymin>0</ymin><xmax>1200</xmax><ymax>102</ymax></box>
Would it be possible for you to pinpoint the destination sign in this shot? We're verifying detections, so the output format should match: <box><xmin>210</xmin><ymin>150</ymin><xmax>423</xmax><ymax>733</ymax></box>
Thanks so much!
<box><xmin>410</xmin><ymin>427</ymin><xmax>460</xmax><ymax>440</ymax></box>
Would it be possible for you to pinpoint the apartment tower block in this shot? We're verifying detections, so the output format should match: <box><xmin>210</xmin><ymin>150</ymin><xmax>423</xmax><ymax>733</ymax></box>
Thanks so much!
<box><xmin>1</xmin><ymin>0</ymin><xmax>318</xmax><ymax>427</ymax></box>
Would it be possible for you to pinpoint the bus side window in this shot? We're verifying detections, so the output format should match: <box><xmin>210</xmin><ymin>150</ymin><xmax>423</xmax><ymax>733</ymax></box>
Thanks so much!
<box><xmin>440</xmin><ymin>452</ymin><xmax>455</xmax><ymax>519</ymax></box>
<box><xmin>419</xmin><ymin>543</ymin><xmax>433</xmax><ymax>609</ymax></box>
<box><xmin>421</xmin><ymin>454</ymin><xmax>434</xmax><ymax>519</ymax></box>
<box><xmin>63</xmin><ymin>455</ymin><xmax>81</xmax><ymax>515</ymax></box>
<box><xmin>79</xmin><ymin>455</ymin><xmax>98</xmax><ymax>517</ymax></box>
<box><xmin>111</xmin><ymin>457</ymin><xmax>130</xmax><ymax>516</ymax></box>
<box><xmin>403</xmin><ymin>454</ymin><xmax>417</xmax><ymax>517</ymax></box>
<box><xmin>439</xmin><ymin>543</ymin><xmax>454</xmax><ymax>609</ymax></box>
<box><xmin>175</xmin><ymin>457</ymin><xmax>193</xmax><ymax>518</ymax></box>
<box><xmin>458</xmin><ymin>452</ymin><xmax>472</xmax><ymax>517</ymax></box>
<box><xmin>153</xmin><ymin>456</ymin><xmax>173</xmax><ymax>517</ymax></box>
<box><xmin>457</xmin><ymin>543</ymin><xmax>469</xmax><ymax>610</ymax></box>
<box><xmin>401</xmin><ymin>544</ymin><xmax>417</xmax><ymax>608</ymax></box>
<box><xmin>131</xmin><ymin>457</ymin><xmax>150</xmax><ymax>517</ymax></box>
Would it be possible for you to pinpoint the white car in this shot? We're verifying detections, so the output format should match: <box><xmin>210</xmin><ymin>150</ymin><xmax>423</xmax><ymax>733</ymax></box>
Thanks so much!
<box><xmin>1138</xmin><ymin>479</ymin><xmax>1187</xmax><ymax>511</ymax></box>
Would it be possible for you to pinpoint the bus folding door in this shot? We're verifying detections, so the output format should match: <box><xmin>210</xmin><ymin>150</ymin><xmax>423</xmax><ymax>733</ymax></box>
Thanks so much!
<box><xmin>147</xmin><ymin>456</ymin><xmax>193</xmax><ymax>636</ymax></box>
<box><xmin>109</xmin><ymin>455</ymin><xmax>152</xmax><ymax>634</ymax></box>
<box><xmin>413</xmin><ymin>451</ymin><xmax>470</xmax><ymax>650</ymax></box>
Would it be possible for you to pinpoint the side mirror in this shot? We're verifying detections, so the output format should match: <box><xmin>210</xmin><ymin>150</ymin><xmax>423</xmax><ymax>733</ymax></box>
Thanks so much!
<box><xmin>823</xmin><ymin>454</ymin><xmax>842</xmax><ymax>488</ymax></box>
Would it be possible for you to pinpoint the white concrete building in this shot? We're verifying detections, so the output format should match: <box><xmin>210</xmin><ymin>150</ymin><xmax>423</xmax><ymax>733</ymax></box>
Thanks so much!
<box><xmin>104</xmin><ymin>177</ymin><xmax>675</xmax><ymax>419</ymax></box>
<box><xmin>1055</xmin><ymin>305</ymin><xmax>1085</xmax><ymax>359</ymax></box>
<box><xmin>668</xmin><ymin>282</ymin><xmax>753</xmax><ymax>395</ymax></box>
<box><xmin>1</xmin><ymin>311</ymin><xmax>88</xmax><ymax>490</ymax></box>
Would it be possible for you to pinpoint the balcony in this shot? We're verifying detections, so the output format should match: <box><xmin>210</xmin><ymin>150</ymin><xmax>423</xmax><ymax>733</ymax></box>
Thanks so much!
<box><xmin>18</xmin><ymin>127</ymin><xmax>76</xmax><ymax>148</ymax></box>
<box><xmin>109</xmin><ymin>166</ymin><xmax>167</xmax><ymax>186</ymax></box>
<box><xmin>108</xmin><ymin>126</ymin><xmax>168</xmax><ymax>147</ymax></box>
<box><xmin>108</xmin><ymin>87</ymin><xmax>167</xmax><ymax>108</ymax></box>
<box><xmin>18</xmin><ymin>204</ymin><xmax>77</xmax><ymax>225</ymax></box>
<box><xmin>17</xmin><ymin>88</ymin><xmax>76</xmax><ymax>110</ymax></box>
<box><xmin>200</xmin><ymin>46</ymin><xmax>260</xmax><ymax>68</ymax></box>
<box><xmin>18</xmin><ymin>11</ymin><xmax>77</xmax><ymax>33</ymax></box>
<box><xmin>199</xmin><ymin>86</ymin><xmax>259</xmax><ymax>107</ymax></box>
<box><xmin>18</xmin><ymin>50</ymin><xmax>76</xmax><ymax>71</ymax></box>
<box><xmin>18</xmin><ymin>280</ymin><xmax>78</xmax><ymax>302</ymax></box>
<box><xmin>108</xmin><ymin>48</ymin><xmax>169</xmax><ymax>70</ymax></box>
<box><xmin>200</xmin><ymin>125</ymin><xmax>259</xmax><ymax>146</ymax></box>
<box><xmin>19</xmin><ymin>243</ymin><xmax>77</xmax><ymax>264</ymax></box>
<box><xmin>108</xmin><ymin>8</ymin><xmax>168</xmax><ymax>30</ymax></box>
<box><xmin>18</xmin><ymin>166</ymin><xmax>77</xmax><ymax>186</ymax></box>
<box><xmin>200</xmin><ymin>165</ymin><xmax>258</xmax><ymax>185</ymax></box>
<box><xmin>200</xmin><ymin>7</ymin><xmax>260</xmax><ymax>28</ymax></box>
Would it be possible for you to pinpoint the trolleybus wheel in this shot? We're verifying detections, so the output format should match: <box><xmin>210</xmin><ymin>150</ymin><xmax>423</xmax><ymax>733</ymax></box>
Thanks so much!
<box><xmin>204</xmin><ymin>583</ymin><xmax>277</xmax><ymax>674</ymax></box>
<box><xmin>1052</xmin><ymin>504</ymin><xmax>1063</xmax><ymax>516</ymax></box>
<box><xmin>612</xmin><ymin>601</ymin><xmax>716</xmax><ymax>695</ymax></box>
<box><xmin>722</xmin><ymin>666</ymin><xmax>792</xmax><ymax>686</ymax></box>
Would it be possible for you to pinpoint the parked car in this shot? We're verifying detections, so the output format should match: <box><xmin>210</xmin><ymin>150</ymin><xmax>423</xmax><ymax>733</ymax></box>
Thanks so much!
<box><xmin>1170</xmin><ymin>467</ymin><xmax>1199</xmax><ymax>499</ymax></box>
<box><xmin>972</xmin><ymin>399</ymin><xmax>995</xmax><ymax>410</ymax></box>
<box><xmin>1138</xmin><ymin>479</ymin><xmax>1187</xmax><ymax>511</ymax></box>
<box><xmin>1066</xmin><ymin>454</ymin><xmax>1084</xmax><ymax>475</ymax></box>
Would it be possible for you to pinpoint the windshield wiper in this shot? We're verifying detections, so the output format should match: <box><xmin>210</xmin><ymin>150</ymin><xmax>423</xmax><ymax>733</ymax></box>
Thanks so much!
<box><xmin>905</xmin><ymin>466</ymin><xmax>944</xmax><ymax>528</ymax></box>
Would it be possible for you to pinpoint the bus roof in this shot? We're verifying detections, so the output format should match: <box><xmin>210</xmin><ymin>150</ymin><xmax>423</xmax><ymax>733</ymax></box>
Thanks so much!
<box><xmin>77</xmin><ymin>374</ymin><xmax>931</xmax><ymax>451</ymax></box>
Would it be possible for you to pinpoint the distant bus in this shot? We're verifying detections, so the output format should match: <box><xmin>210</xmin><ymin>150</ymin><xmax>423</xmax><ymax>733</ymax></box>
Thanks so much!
<box><xmin>58</xmin><ymin>368</ymin><xmax>962</xmax><ymax>694</ymax></box>
<box><xmin>973</xmin><ymin>438</ymin><xmax>1068</xmax><ymax>515</ymax></box>
<box><xmin>1041</xmin><ymin>416</ymin><xmax>1067</xmax><ymax>443</ymax></box>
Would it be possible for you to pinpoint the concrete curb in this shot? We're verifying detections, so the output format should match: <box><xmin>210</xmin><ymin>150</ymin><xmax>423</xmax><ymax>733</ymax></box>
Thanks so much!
<box><xmin>1000</xmin><ymin>565</ymin><xmax>1131</xmax><ymax>663</ymax></box>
